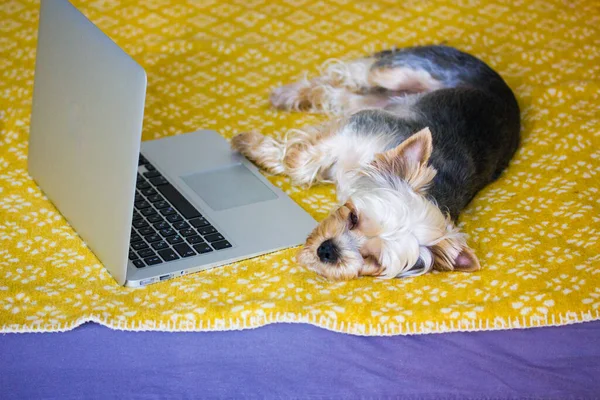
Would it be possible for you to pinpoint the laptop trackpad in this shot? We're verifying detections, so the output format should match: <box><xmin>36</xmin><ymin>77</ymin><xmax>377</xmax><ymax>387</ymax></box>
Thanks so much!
<box><xmin>181</xmin><ymin>164</ymin><xmax>277</xmax><ymax>211</ymax></box>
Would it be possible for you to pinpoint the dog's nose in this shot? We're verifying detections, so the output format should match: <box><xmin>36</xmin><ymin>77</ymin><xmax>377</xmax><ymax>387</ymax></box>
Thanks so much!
<box><xmin>317</xmin><ymin>239</ymin><xmax>339</xmax><ymax>264</ymax></box>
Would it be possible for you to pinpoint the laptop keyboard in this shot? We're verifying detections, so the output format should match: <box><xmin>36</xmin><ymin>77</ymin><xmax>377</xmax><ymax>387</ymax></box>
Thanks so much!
<box><xmin>129</xmin><ymin>154</ymin><xmax>232</xmax><ymax>269</ymax></box>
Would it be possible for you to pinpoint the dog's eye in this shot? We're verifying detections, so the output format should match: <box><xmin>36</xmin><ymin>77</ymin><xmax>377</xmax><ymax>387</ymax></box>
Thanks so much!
<box><xmin>348</xmin><ymin>211</ymin><xmax>358</xmax><ymax>230</ymax></box>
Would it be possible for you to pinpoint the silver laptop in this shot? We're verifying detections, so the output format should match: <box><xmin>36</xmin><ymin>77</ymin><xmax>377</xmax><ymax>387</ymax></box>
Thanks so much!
<box><xmin>28</xmin><ymin>0</ymin><xmax>316</xmax><ymax>287</ymax></box>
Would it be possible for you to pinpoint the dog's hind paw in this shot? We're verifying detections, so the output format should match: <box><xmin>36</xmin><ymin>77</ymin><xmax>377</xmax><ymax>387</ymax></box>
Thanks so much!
<box><xmin>270</xmin><ymin>82</ymin><xmax>314</xmax><ymax>111</ymax></box>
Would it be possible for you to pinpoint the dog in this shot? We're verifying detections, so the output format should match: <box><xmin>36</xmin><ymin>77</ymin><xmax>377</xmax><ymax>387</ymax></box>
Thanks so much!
<box><xmin>231</xmin><ymin>45</ymin><xmax>520</xmax><ymax>280</ymax></box>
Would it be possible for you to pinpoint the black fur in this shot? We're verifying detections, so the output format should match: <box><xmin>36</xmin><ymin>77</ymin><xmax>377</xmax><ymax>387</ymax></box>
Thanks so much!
<box><xmin>351</xmin><ymin>45</ymin><xmax>520</xmax><ymax>221</ymax></box>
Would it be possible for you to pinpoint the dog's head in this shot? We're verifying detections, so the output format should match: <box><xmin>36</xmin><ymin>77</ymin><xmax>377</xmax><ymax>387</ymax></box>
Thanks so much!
<box><xmin>298</xmin><ymin>128</ymin><xmax>480</xmax><ymax>280</ymax></box>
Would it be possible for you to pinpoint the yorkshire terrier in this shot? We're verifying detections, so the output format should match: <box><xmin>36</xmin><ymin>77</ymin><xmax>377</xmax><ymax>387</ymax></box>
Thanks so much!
<box><xmin>231</xmin><ymin>45</ymin><xmax>520</xmax><ymax>280</ymax></box>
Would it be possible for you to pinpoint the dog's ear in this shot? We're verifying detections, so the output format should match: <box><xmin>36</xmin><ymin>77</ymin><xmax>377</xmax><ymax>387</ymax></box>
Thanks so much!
<box><xmin>395</xmin><ymin>127</ymin><xmax>433</xmax><ymax>166</ymax></box>
<box><xmin>370</xmin><ymin>127</ymin><xmax>435</xmax><ymax>192</ymax></box>
<box><xmin>430</xmin><ymin>240</ymin><xmax>481</xmax><ymax>272</ymax></box>
<box><xmin>373</xmin><ymin>127</ymin><xmax>433</xmax><ymax>171</ymax></box>
<box><xmin>453</xmin><ymin>247</ymin><xmax>480</xmax><ymax>272</ymax></box>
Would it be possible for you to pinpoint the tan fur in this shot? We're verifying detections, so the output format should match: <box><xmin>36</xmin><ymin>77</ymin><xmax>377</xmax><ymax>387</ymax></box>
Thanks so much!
<box><xmin>359</xmin><ymin>238</ymin><xmax>386</xmax><ymax>276</ymax></box>
<box><xmin>368</xmin><ymin>67</ymin><xmax>444</xmax><ymax>92</ymax></box>
<box><xmin>359</xmin><ymin>255</ymin><xmax>386</xmax><ymax>277</ymax></box>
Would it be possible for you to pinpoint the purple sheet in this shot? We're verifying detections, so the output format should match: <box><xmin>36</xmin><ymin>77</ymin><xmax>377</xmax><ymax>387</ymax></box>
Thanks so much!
<box><xmin>1</xmin><ymin>322</ymin><xmax>598</xmax><ymax>399</ymax></box>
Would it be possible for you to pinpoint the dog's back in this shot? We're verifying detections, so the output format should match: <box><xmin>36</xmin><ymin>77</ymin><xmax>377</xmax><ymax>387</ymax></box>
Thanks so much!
<box><xmin>359</xmin><ymin>46</ymin><xmax>521</xmax><ymax>219</ymax></box>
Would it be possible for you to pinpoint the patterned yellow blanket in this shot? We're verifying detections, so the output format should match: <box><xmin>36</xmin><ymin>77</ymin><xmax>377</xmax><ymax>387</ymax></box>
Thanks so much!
<box><xmin>1</xmin><ymin>0</ymin><xmax>599</xmax><ymax>334</ymax></box>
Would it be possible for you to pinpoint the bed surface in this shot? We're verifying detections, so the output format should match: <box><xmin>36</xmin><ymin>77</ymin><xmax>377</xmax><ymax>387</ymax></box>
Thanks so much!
<box><xmin>1</xmin><ymin>1</ymin><xmax>599</xmax><ymax>398</ymax></box>
<box><xmin>2</xmin><ymin>321</ymin><xmax>598</xmax><ymax>399</ymax></box>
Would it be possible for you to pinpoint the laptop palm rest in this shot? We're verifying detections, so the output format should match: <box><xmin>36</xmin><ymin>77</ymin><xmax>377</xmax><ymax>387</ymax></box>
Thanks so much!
<box><xmin>181</xmin><ymin>164</ymin><xmax>277</xmax><ymax>211</ymax></box>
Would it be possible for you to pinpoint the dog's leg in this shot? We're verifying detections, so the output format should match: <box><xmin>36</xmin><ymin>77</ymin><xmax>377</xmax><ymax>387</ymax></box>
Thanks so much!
<box><xmin>270</xmin><ymin>58</ymin><xmax>390</xmax><ymax>115</ymax></box>
<box><xmin>269</xmin><ymin>51</ymin><xmax>451</xmax><ymax>115</ymax></box>
<box><xmin>367</xmin><ymin>63</ymin><xmax>445</xmax><ymax>93</ymax></box>
<box><xmin>232</xmin><ymin>120</ymin><xmax>343</xmax><ymax>187</ymax></box>
<box><xmin>231</xmin><ymin>131</ymin><xmax>288</xmax><ymax>175</ymax></box>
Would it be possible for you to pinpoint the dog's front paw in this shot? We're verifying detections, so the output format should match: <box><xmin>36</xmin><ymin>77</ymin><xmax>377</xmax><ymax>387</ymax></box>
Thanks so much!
<box><xmin>231</xmin><ymin>131</ymin><xmax>265</xmax><ymax>154</ymax></box>
<box><xmin>231</xmin><ymin>132</ymin><xmax>287</xmax><ymax>175</ymax></box>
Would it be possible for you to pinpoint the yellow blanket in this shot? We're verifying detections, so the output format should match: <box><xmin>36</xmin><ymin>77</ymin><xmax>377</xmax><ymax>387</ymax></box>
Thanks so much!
<box><xmin>1</xmin><ymin>0</ymin><xmax>599</xmax><ymax>335</ymax></box>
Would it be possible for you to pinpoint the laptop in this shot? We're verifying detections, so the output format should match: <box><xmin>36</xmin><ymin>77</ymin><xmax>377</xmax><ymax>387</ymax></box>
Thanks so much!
<box><xmin>28</xmin><ymin>0</ymin><xmax>316</xmax><ymax>287</ymax></box>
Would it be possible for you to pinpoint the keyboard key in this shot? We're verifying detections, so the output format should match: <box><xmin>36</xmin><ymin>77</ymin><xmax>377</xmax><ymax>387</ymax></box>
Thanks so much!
<box><xmin>160</xmin><ymin>207</ymin><xmax>176</xmax><ymax>216</ymax></box>
<box><xmin>144</xmin><ymin>256</ymin><xmax>162</xmax><ymax>266</ymax></box>
<box><xmin>166</xmin><ymin>235</ymin><xmax>184</xmax><ymax>245</ymax></box>
<box><xmin>141</xmin><ymin>188</ymin><xmax>157</xmax><ymax>196</ymax></box>
<box><xmin>138</xmin><ymin>155</ymin><xmax>148</xmax><ymax>166</ymax></box>
<box><xmin>190</xmin><ymin>218</ymin><xmax>209</xmax><ymax>228</ymax></box>
<box><xmin>212</xmin><ymin>240</ymin><xmax>232</xmax><ymax>250</ymax></box>
<box><xmin>138</xmin><ymin>248</ymin><xmax>156</xmax><ymax>258</ymax></box>
<box><xmin>130</xmin><ymin>233</ymin><xmax>142</xmax><ymax>243</ymax></box>
<box><xmin>128</xmin><ymin>250</ymin><xmax>138</xmax><ymax>260</ymax></box>
<box><xmin>146</xmin><ymin>164</ymin><xmax>155</xmax><ymax>171</ymax></box>
<box><xmin>204</xmin><ymin>233</ymin><xmax>224</xmax><ymax>243</ymax></box>
<box><xmin>136</xmin><ymin>180</ymin><xmax>151</xmax><ymax>190</ymax></box>
<box><xmin>138</xmin><ymin>227</ymin><xmax>156</xmax><ymax>236</ymax></box>
<box><xmin>158</xmin><ymin>249</ymin><xmax>179</xmax><ymax>262</ymax></box>
<box><xmin>141</xmin><ymin>208</ymin><xmax>157</xmax><ymax>217</ymax></box>
<box><xmin>135</xmin><ymin>194</ymin><xmax>144</xmax><ymax>203</ymax></box>
<box><xmin>147</xmin><ymin>194</ymin><xmax>164</xmax><ymax>203</ymax></box>
<box><xmin>134</xmin><ymin>200</ymin><xmax>150</xmax><ymax>209</ymax></box>
<box><xmin>166</xmin><ymin>214</ymin><xmax>182</xmax><ymax>223</ymax></box>
<box><xmin>197</xmin><ymin>225</ymin><xmax>217</xmax><ymax>236</ymax></box>
<box><xmin>147</xmin><ymin>214</ymin><xmax>163</xmax><ymax>223</ymax></box>
<box><xmin>131</xmin><ymin>241</ymin><xmax>149</xmax><ymax>251</ymax></box>
<box><xmin>187</xmin><ymin>235</ymin><xmax>204</xmax><ymax>244</ymax></box>
<box><xmin>180</xmin><ymin>228</ymin><xmax>196</xmax><ymax>237</ymax></box>
<box><xmin>133</xmin><ymin>259</ymin><xmax>146</xmax><ymax>268</ymax></box>
<box><xmin>152</xmin><ymin>241</ymin><xmax>169</xmax><ymax>250</ymax></box>
<box><xmin>154</xmin><ymin>201</ymin><xmax>169</xmax><ymax>209</ymax></box>
<box><xmin>157</xmin><ymin>184</ymin><xmax>201</xmax><ymax>219</ymax></box>
<box><xmin>193</xmin><ymin>243</ymin><xmax>213</xmax><ymax>254</ymax></box>
<box><xmin>173</xmin><ymin>243</ymin><xmax>196</xmax><ymax>258</ymax></box>
<box><xmin>146</xmin><ymin>234</ymin><xmax>162</xmax><ymax>243</ymax></box>
<box><xmin>159</xmin><ymin>228</ymin><xmax>176</xmax><ymax>237</ymax></box>
<box><xmin>149</xmin><ymin>176</ymin><xmax>168</xmax><ymax>186</ymax></box>
<box><xmin>172</xmin><ymin>221</ymin><xmax>190</xmax><ymax>230</ymax></box>
<box><xmin>132</xmin><ymin>219</ymin><xmax>148</xmax><ymax>229</ymax></box>
<box><xmin>153</xmin><ymin>221</ymin><xmax>169</xmax><ymax>230</ymax></box>
<box><xmin>143</xmin><ymin>171</ymin><xmax>161</xmax><ymax>179</ymax></box>
<box><xmin>132</xmin><ymin>211</ymin><xmax>142</xmax><ymax>221</ymax></box>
